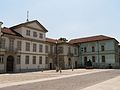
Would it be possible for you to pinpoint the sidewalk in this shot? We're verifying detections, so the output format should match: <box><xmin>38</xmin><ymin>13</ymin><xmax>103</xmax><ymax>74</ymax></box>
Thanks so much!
<box><xmin>0</xmin><ymin>69</ymin><xmax>111</xmax><ymax>88</ymax></box>
<box><xmin>82</xmin><ymin>75</ymin><xmax>120</xmax><ymax>90</ymax></box>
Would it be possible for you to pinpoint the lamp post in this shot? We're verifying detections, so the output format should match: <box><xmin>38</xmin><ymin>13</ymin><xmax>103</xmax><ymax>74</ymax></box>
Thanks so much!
<box><xmin>55</xmin><ymin>40</ymin><xmax>59</xmax><ymax>72</ymax></box>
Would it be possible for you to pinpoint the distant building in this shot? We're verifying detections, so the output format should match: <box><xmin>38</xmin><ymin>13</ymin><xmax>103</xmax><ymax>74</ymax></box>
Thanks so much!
<box><xmin>70</xmin><ymin>35</ymin><xmax>120</xmax><ymax>68</ymax></box>
<box><xmin>0</xmin><ymin>20</ymin><xmax>120</xmax><ymax>73</ymax></box>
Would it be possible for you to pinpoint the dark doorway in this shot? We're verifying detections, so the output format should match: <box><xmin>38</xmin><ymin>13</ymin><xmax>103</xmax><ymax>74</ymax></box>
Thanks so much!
<box><xmin>75</xmin><ymin>61</ymin><xmax>77</xmax><ymax>68</ymax></box>
<box><xmin>6</xmin><ymin>56</ymin><xmax>14</xmax><ymax>73</ymax></box>
<box><xmin>84</xmin><ymin>57</ymin><xmax>87</xmax><ymax>66</ymax></box>
<box><xmin>68</xmin><ymin>58</ymin><xmax>71</xmax><ymax>67</ymax></box>
<box><xmin>50</xmin><ymin>63</ymin><xmax>52</xmax><ymax>70</ymax></box>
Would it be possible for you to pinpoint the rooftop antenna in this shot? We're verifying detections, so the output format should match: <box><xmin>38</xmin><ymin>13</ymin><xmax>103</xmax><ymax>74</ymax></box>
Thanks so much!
<box><xmin>26</xmin><ymin>11</ymin><xmax>29</xmax><ymax>22</ymax></box>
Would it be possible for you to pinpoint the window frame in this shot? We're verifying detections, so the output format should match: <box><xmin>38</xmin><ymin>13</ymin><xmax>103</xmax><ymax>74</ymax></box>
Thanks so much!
<box><xmin>33</xmin><ymin>43</ymin><xmax>37</xmax><ymax>52</ymax></box>
<box><xmin>102</xmin><ymin>56</ymin><xmax>105</xmax><ymax>63</ymax></box>
<box><xmin>92</xmin><ymin>56</ymin><xmax>95</xmax><ymax>62</ymax></box>
<box><xmin>33</xmin><ymin>31</ymin><xmax>37</xmax><ymax>37</ymax></box>
<box><xmin>17</xmin><ymin>55</ymin><xmax>21</xmax><ymax>64</ymax></box>
<box><xmin>25</xmin><ymin>56</ymin><xmax>29</xmax><ymax>64</ymax></box>
<box><xmin>26</xmin><ymin>42</ymin><xmax>30</xmax><ymax>51</ymax></box>
<box><xmin>92</xmin><ymin>46</ymin><xmax>95</xmax><ymax>52</ymax></box>
<box><xmin>26</xmin><ymin>30</ymin><xmax>30</xmax><ymax>36</ymax></box>
<box><xmin>39</xmin><ymin>56</ymin><xmax>42</xmax><ymax>64</ymax></box>
<box><xmin>39</xmin><ymin>33</ymin><xmax>43</xmax><ymax>39</ymax></box>
<box><xmin>17</xmin><ymin>41</ymin><xmax>22</xmax><ymax>51</ymax></box>
<box><xmin>101</xmin><ymin>45</ymin><xmax>105</xmax><ymax>51</ymax></box>
<box><xmin>33</xmin><ymin>56</ymin><xmax>36</xmax><ymax>64</ymax></box>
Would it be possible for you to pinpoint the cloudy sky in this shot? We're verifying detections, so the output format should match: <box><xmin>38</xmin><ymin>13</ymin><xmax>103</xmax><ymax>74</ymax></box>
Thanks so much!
<box><xmin>0</xmin><ymin>0</ymin><xmax>120</xmax><ymax>41</ymax></box>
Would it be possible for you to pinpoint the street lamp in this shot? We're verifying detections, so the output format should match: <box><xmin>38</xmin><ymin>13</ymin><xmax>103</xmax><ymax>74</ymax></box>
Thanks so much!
<box><xmin>55</xmin><ymin>40</ymin><xmax>59</xmax><ymax>72</ymax></box>
<box><xmin>55</xmin><ymin>40</ymin><xmax>62</xmax><ymax>73</ymax></box>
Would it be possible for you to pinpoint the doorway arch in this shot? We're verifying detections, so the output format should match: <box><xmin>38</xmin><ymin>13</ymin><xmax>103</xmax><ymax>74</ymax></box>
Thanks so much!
<box><xmin>6</xmin><ymin>55</ymin><xmax>14</xmax><ymax>73</ymax></box>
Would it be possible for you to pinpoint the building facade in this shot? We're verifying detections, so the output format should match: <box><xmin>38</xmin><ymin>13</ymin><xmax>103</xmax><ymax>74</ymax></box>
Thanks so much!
<box><xmin>0</xmin><ymin>20</ymin><xmax>120</xmax><ymax>73</ymax></box>
<box><xmin>70</xmin><ymin>35</ymin><xmax>120</xmax><ymax>68</ymax></box>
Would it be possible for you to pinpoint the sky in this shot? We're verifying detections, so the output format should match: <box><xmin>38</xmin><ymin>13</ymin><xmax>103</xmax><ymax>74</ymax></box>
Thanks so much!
<box><xmin>0</xmin><ymin>0</ymin><xmax>120</xmax><ymax>41</ymax></box>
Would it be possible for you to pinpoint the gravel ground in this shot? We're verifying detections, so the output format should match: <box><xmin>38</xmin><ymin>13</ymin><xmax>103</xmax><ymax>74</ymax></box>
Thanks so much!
<box><xmin>0</xmin><ymin>69</ymin><xmax>98</xmax><ymax>84</ymax></box>
<box><xmin>1</xmin><ymin>70</ymin><xmax>120</xmax><ymax>90</ymax></box>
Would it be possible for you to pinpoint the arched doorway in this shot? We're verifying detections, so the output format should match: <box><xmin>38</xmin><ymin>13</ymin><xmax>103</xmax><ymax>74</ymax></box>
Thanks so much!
<box><xmin>6</xmin><ymin>56</ymin><xmax>14</xmax><ymax>73</ymax></box>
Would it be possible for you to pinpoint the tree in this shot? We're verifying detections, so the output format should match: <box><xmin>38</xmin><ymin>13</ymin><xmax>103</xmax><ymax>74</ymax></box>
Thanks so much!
<box><xmin>59</xmin><ymin>38</ymin><xmax>68</xmax><ymax>42</ymax></box>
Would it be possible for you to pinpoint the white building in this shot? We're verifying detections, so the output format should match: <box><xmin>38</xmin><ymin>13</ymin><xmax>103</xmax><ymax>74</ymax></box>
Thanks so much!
<box><xmin>0</xmin><ymin>20</ymin><xmax>120</xmax><ymax>73</ymax></box>
<box><xmin>0</xmin><ymin>20</ymin><xmax>48</xmax><ymax>73</ymax></box>
<box><xmin>70</xmin><ymin>35</ymin><xmax>120</xmax><ymax>68</ymax></box>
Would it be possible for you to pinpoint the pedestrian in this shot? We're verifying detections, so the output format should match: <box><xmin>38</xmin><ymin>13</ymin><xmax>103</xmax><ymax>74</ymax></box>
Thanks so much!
<box><xmin>60</xmin><ymin>67</ymin><xmax>62</xmax><ymax>73</ymax></box>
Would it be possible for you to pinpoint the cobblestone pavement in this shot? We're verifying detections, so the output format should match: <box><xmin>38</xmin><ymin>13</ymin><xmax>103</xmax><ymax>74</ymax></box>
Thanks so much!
<box><xmin>0</xmin><ymin>69</ymin><xmax>120</xmax><ymax>90</ymax></box>
<box><xmin>0</xmin><ymin>69</ymin><xmax>103</xmax><ymax>84</ymax></box>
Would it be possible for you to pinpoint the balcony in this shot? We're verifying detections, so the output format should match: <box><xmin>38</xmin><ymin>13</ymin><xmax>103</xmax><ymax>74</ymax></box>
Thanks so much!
<box><xmin>5</xmin><ymin>47</ymin><xmax>18</xmax><ymax>53</ymax></box>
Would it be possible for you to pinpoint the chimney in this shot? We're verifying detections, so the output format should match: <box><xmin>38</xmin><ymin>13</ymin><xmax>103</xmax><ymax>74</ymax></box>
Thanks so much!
<box><xmin>0</xmin><ymin>21</ymin><xmax>3</xmax><ymax>37</ymax></box>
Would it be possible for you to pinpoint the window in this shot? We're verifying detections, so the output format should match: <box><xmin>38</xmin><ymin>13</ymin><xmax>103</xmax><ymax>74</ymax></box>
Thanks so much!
<box><xmin>26</xmin><ymin>42</ymin><xmax>30</xmax><ymax>51</ymax></box>
<box><xmin>50</xmin><ymin>45</ymin><xmax>53</xmax><ymax>53</ymax></box>
<box><xmin>74</xmin><ymin>48</ymin><xmax>77</xmax><ymax>55</ymax></box>
<box><xmin>39</xmin><ymin>56</ymin><xmax>42</xmax><ymax>64</ymax></box>
<box><xmin>92</xmin><ymin>46</ymin><xmax>95</xmax><ymax>52</ymax></box>
<box><xmin>68</xmin><ymin>58</ymin><xmax>71</xmax><ymax>66</ymax></box>
<box><xmin>33</xmin><ymin>43</ymin><xmax>37</xmax><ymax>52</ymax></box>
<box><xmin>39</xmin><ymin>33</ymin><xmax>43</xmax><ymax>39</ymax></box>
<box><xmin>26</xmin><ymin>30</ymin><xmax>30</xmax><ymax>36</ymax></box>
<box><xmin>102</xmin><ymin>56</ymin><xmax>105</xmax><ymax>63</ymax></box>
<box><xmin>25</xmin><ymin>56</ymin><xmax>29</xmax><ymax>64</ymax></box>
<box><xmin>101</xmin><ymin>45</ymin><xmax>105</xmax><ymax>51</ymax></box>
<box><xmin>45</xmin><ymin>57</ymin><xmax>48</xmax><ymax>64</ymax></box>
<box><xmin>17</xmin><ymin>41</ymin><xmax>22</xmax><ymax>51</ymax></box>
<box><xmin>33</xmin><ymin>31</ymin><xmax>37</xmax><ymax>37</ymax></box>
<box><xmin>17</xmin><ymin>55</ymin><xmax>21</xmax><ymax>64</ymax></box>
<box><xmin>0</xmin><ymin>55</ymin><xmax>4</xmax><ymax>64</ymax></box>
<box><xmin>39</xmin><ymin>44</ymin><xmax>43</xmax><ymax>52</ymax></box>
<box><xmin>33</xmin><ymin>56</ymin><xmax>36</xmax><ymax>64</ymax></box>
<box><xmin>84</xmin><ymin>47</ymin><xmax>87</xmax><ymax>52</ymax></box>
<box><xmin>84</xmin><ymin>57</ymin><xmax>87</xmax><ymax>65</ymax></box>
<box><xmin>92</xmin><ymin>56</ymin><xmax>95</xmax><ymax>62</ymax></box>
<box><xmin>58</xmin><ymin>46</ymin><xmax>63</xmax><ymax>53</ymax></box>
<box><xmin>9</xmin><ymin>39</ymin><xmax>14</xmax><ymax>51</ymax></box>
<box><xmin>0</xmin><ymin>38</ymin><xmax>5</xmax><ymax>49</ymax></box>
<box><xmin>45</xmin><ymin>45</ymin><xmax>48</xmax><ymax>53</ymax></box>
<box><xmin>68</xmin><ymin>47</ymin><xmax>71</xmax><ymax>53</ymax></box>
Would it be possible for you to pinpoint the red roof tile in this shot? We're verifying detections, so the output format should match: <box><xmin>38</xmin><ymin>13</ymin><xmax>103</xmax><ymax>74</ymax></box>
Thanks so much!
<box><xmin>46</xmin><ymin>38</ymin><xmax>57</xmax><ymax>43</ymax></box>
<box><xmin>1</xmin><ymin>27</ymin><xmax>22</xmax><ymax>36</ymax></box>
<box><xmin>69</xmin><ymin>35</ymin><xmax>114</xmax><ymax>44</ymax></box>
<box><xmin>1</xmin><ymin>27</ymin><xmax>17</xmax><ymax>35</ymax></box>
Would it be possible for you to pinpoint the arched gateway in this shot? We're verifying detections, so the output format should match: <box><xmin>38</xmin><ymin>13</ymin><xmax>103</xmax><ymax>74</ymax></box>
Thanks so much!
<box><xmin>6</xmin><ymin>56</ymin><xmax>14</xmax><ymax>73</ymax></box>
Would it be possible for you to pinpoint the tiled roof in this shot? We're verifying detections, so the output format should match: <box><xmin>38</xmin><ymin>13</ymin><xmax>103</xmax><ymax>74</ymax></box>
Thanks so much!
<box><xmin>1</xmin><ymin>27</ymin><xmax>22</xmax><ymax>36</ymax></box>
<box><xmin>46</xmin><ymin>38</ymin><xmax>57</xmax><ymax>43</ymax></box>
<box><xmin>69</xmin><ymin>35</ymin><xmax>115</xmax><ymax>44</ymax></box>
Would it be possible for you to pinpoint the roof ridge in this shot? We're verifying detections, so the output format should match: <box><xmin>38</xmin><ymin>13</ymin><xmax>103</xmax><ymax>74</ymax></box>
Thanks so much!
<box><xmin>69</xmin><ymin>35</ymin><xmax>115</xmax><ymax>44</ymax></box>
<box><xmin>70</xmin><ymin>35</ymin><xmax>113</xmax><ymax>41</ymax></box>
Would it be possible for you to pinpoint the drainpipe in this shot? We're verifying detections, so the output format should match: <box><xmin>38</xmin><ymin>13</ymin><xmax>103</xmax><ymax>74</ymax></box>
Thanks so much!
<box><xmin>97</xmin><ymin>41</ymin><xmax>100</xmax><ymax>68</ymax></box>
